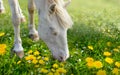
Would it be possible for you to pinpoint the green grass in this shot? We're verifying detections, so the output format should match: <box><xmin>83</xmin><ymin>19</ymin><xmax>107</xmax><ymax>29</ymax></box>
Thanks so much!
<box><xmin>0</xmin><ymin>0</ymin><xmax>120</xmax><ymax>75</ymax></box>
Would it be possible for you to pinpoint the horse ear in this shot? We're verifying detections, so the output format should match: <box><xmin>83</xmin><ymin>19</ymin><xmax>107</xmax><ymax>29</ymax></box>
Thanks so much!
<box><xmin>49</xmin><ymin>4</ymin><xmax>56</xmax><ymax>14</ymax></box>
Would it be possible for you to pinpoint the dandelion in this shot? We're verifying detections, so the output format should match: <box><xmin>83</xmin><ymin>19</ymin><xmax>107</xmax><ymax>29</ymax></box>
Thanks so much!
<box><xmin>25</xmin><ymin>56</ymin><xmax>30</xmax><ymax>60</ymax></box>
<box><xmin>0</xmin><ymin>48</ymin><xmax>6</xmax><ymax>55</ymax></box>
<box><xmin>105</xmin><ymin>57</ymin><xmax>113</xmax><ymax>64</ymax></box>
<box><xmin>51</xmin><ymin>68</ymin><xmax>55</xmax><ymax>72</ymax></box>
<box><xmin>32</xmin><ymin>59</ymin><xmax>38</xmax><ymax>64</ymax></box>
<box><xmin>56</xmin><ymin>68</ymin><xmax>67</xmax><ymax>73</ymax></box>
<box><xmin>40</xmin><ymin>68</ymin><xmax>48</xmax><ymax>73</ymax></box>
<box><xmin>85</xmin><ymin>57</ymin><xmax>94</xmax><ymax>62</ymax></box>
<box><xmin>113</xmin><ymin>48</ymin><xmax>119</xmax><ymax>52</ymax></box>
<box><xmin>60</xmin><ymin>63</ymin><xmax>64</xmax><ymax>67</ymax></box>
<box><xmin>53</xmin><ymin>63</ymin><xmax>59</xmax><ymax>68</ymax></box>
<box><xmin>34</xmin><ymin>65</ymin><xmax>39</xmax><ymax>68</ymax></box>
<box><xmin>0</xmin><ymin>44</ymin><xmax>7</xmax><ymax>49</ymax></box>
<box><xmin>17</xmin><ymin>61</ymin><xmax>21</xmax><ymax>64</ymax></box>
<box><xmin>103</xmin><ymin>51</ymin><xmax>111</xmax><ymax>56</ymax></box>
<box><xmin>44</xmin><ymin>57</ymin><xmax>49</xmax><ymax>61</ymax></box>
<box><xmin>115</xmin><ymin>62</ymin><xmax>120</xmax><ymax>68</ymax></box>
<box><xmin>86</xmin><ymin>61</ymin><xmax>94</xmax><ymax>68</ymax></box>
<box><xmin>0</xmin><ymin>44</ymin><xmax>6</xmax><ymax>55</ymax></box>
<box><xmin>88</xmin><ymin>46</ymin><xmax>93</xmax><ymax>50</ymax></box>
<box><xmin>112</xmin><ymin>68</ymin><xmax>119</xmax><ymax>75</ymax></box>
<box><xmin>25</xmin><ymin>55</ymin><xmax>36</xmax><ymax>61</ymax></box>
<box><xmin>39</xmin><ymin>59</ymin><xmax>45</xmax><ymax>65</ymax></box>
<box><xmin>48</xmin><ymin>72</ymin><xmax>53</xmax><ymax>75</ymax></box>
<box><xmin>37</xmin><ymin>56</ymin><xmax>41</xmax><ymax>59</ymax></box>
<box><xmin>28</xmin><ymin>50</ymin><xmax>33</xmax><ymax>54</ymax></box>
<box><xmin>117</xmin><ymin>46</ymin><xmax>120</xmax><ymax>49</ymax></box>
<box><xmin>34</xmin><ymin>50</ymin><xmax>40</xmax><ymax>55</ymax></box>
<box><xmin>54</xmin><ymin>72</ymin><xmax>60</xmax><ymax>75</ymax></box>
<box><xmin>96</xmin><ymin>70</ymin><xmax>106</xmax><ymax>75</ymax></box>
<box><xmin>0</xmin><ymin>32</ymin><xmax>5</xmax><ymax>37</ymax></box>
<box><xmin>107</xmin><ymin>42</ymin><xmax>112</xmax><ymax>47</ymax></box>
<box><xmin>94</xmin><ymin>61</ymin><xmax>103</xmax><ymax>68</ymax></box>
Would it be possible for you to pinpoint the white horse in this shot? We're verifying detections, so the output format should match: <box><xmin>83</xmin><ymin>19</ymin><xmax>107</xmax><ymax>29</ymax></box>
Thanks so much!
<box><xmin>1</xmin><ymin>0</ymin><xmax>73</xmax><ymax>61</ymax></box>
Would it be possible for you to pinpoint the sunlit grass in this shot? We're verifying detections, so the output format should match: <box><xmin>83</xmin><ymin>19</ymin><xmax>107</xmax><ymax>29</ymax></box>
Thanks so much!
<box><xmin>0</xmin><ymin>0</ymin><xmax>120</xmax><ymax>75</ymax></box>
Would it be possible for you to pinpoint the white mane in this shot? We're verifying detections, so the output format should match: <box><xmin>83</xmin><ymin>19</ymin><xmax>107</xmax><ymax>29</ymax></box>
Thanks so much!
<box><xmin>48</xmin><ymin>0</ymin><xmax>73</xmax><ymax>29</ymax></box>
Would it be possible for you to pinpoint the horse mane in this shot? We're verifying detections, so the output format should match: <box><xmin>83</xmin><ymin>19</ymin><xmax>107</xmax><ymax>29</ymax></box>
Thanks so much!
<box><xmin>48</xmin><ymin>0</ymin><xmax>73</xmax><ymax>29</ymax></box>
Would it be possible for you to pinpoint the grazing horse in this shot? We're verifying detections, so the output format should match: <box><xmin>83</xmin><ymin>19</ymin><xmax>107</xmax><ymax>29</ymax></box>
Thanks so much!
<box><xmin>1</xmin><ymin>0</ymin><xmax>73</xmax><ymax>61</ymax></box>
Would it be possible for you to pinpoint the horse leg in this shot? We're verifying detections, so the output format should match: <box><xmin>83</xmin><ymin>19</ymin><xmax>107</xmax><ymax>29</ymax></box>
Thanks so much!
<box><xmin>64</xmin><ymin>0</ymin><xmax>71</xmax><ymax>8</ymax></box>
<box><xmin>0</xmin><ymin>0</ymin><xmax>5</xmax><ymax>13</ymax></box>
<box><xmin>17</xmin><ymin>1</ymin><xmax>26</xmax><ymax>23</ymax></box>
<box><xmin>28</xmin><ymin>0</ymin><xmax>39</xmax><ymax>41</ymax></box>
<box><xmin>8</xmin><ymin>0</ymin><xmax>24</xmax><ymax>58</ymax></box>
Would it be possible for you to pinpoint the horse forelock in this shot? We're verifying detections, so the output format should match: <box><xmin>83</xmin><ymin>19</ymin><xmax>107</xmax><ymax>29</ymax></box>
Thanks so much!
<box><xmin>55</xmin><ymin>6</ymin><xmax>73</xmax><ymax>29</ymax></box>
<box><xmin>47</xmin><ymin>0</ymin><xmax>73</xmax><ymax>29</ymax></box>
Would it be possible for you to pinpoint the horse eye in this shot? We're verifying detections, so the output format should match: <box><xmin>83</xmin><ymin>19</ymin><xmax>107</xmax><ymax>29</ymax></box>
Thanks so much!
<box><xmin>49</xmin><ymin>27</ymin><xmax>58</xmax><ymax>36</ymax></box>
<box><xmin>52</xmin><ymin>32</ymin><xmax>57</xmax><ymax>36</ymax></box>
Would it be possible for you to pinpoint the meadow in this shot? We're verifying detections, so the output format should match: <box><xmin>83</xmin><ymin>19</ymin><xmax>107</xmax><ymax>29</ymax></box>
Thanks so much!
<box><xmin>0</xmin><ymin>0</ymin><xmax>120</xmax><ymax>75</ymax></box>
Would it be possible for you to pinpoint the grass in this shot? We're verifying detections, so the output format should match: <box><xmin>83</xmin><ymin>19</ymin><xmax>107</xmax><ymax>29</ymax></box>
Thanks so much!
<box><xmin>0</xmin><ymin>0</ymin><xmax>120</xmax><ymax>75</ymax></box>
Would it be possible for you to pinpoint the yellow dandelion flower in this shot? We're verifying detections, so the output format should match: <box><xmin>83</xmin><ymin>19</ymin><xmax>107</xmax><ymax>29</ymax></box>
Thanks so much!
<box><xmin>117</xmin><ymin>46</ymin><xmax>120</xmax><ymax>49</ymax></box>
<box><xmin>53</xmin><ymin>63</ymin><xmax>59</xmax><ymax>68</ymax></box>
<box><xmin>113</xmin><ymin>48</ymin><xmax>119</xmax><ymax>52</ymax></box>
<box><xmin>54</xmin><ymin>72</ymin><xmax>60</xmax><ymax>75</ymax></box>
<box><xmin>88</xmin><ymin>46</ymin><xmax>93</xmax><ymax>50</ymax></box>
<box><xmin>25</xmin><ymin>56</ymin><xmax>30</xmax><ymax>60</ymax></box>
<box><xmin>86</xmin><ymin>61</ymin><xmax>94</xmax><ymax>68</ymax></box>
<box><xmin>0</xmin><ymin>32</ymin><xmax>5</xmax><ymax>37</ymax></box>
<box><xmin>51</xmin><ymin>68</ymin><xmax>55</xmax><ymax>72</ymax></box>
<box><xmin>60</xmin><ymin>63</ymin><xmax>64</xmax><ymax>67</ymax></box>
<box><xmin>56</xmin><ymin>68</ymin><xmax>67</xmax><ymax>73</ymax></box>
<box><xmin>94</xmin><ymin>61</ymin><xmax>103</xmax><ymax>68</ymax></box>
<box><xmin>40</xmin><ymin>68</ymin><xmax>48</xmax><ymax>73</ymax></box>
<box><xmin>28</xmin><ymin>50</ymin><xmax>33</xmax><ymax>54</ymax></box>
<box><xmin>34</xmin><ymin>65</ymin><xmax>39</xmax><ymax>68</ymax></box>
<box><xmin>105</xmin><ymin>57</ymin><xmax>113</xmax><ymax>64</ymax></box>
<box><xmin>34</xmin><ymin>51</ymin><xmax>40</xmax><ymax>55</ymax></box>
<box><xmin>32</xmin><ymin>59</ymin><xmax>38</xmax><ymax>64</ymax></box>
<box><xmin>85</xmin><ymin>57</ymin><xmax>94</xmax><ymax>62</ymax></box>
<box><xmin>39</xmin><ymin>59</ymin><xmax>45</xmax><ymax>65</ymax></box>
<box><xmin>37</xmin><ymin>56</ymin><xmax>41</xmax><ymax>59</ymax></box>
<box><xmin>17</xmin><ymin>61</ymin><xmax>21</xmax><ymax>64</ymax></box>
<box><xmin>112</xmin><ymin>68</ymin><xmax>119</xmax><ymax>75</ymax></box>
<box><xmin>0</xmin><ymin>48</ymin><xmax>6</xmax><ymax>55</ymax></box>
<box><xmin>115</xmin><ymin>62</ymin><xmax>120</xmax><ymax>68</ymax></box>
<box><xmin>0</xmin><ymin>44</ymin><xmax>7</xmax><ymax>49</ymax></box>
<box><xmin>29</xmin><ymin>55</ymin><xmax>36</xmax><ymax>60</ymax></box>
<box><xmin>44</xmin><ymin>57</ymin><xmax>49</xmax><ymax>61</ymax></box>
<box><xmin>103</xmin><ymin>51</ymin><xmax>111</xmax><ymax>56</ymax></box>
<box><xmin>25</xmin><ymin>55</ymin><xmax>36</xmax><ymax>61</ymax></box>
<box><xmin>47</xmin><ymin>72</ymin><xmax>53</xmax><ymax>75</ymax></box>
<box><xmin>107</xmin><ymin>42</ymin><xmax>112</xmax><ymax>47</ymax></box>
<box><xmin>96</xmin><ymin>70</ymin><xmax>106</xmax><ymax>75</ymax></box>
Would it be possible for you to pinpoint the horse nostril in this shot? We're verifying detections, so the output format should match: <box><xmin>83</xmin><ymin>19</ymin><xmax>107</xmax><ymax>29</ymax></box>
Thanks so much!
<box><xmin>52</xmin><ymin>54</ymin><xmax>66</xmax><ymax>62</ymax></box>
<box><xmin>59</xmin><ymin>56</ymin><xmax>66</xmax><ymax>62</ymax></box>
<box><xmin>60</xmin><ymin>56</ymin><xmax>63</xmax><ymax>60</ymax></box>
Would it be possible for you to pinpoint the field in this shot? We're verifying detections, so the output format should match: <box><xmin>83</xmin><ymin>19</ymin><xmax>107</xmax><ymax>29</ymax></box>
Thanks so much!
<box><xmin>0</xmin><ymin>0</ymin><xmax>120</xmax><ymax>75</ymax></box>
